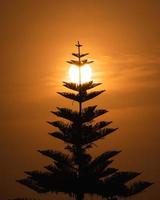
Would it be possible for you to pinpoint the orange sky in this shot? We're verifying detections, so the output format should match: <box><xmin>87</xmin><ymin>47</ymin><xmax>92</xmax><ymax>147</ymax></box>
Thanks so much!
<box><xmin>1</xmin><ymin>0</ymin><xmax>160</xmax><ymax>200</ymax></box>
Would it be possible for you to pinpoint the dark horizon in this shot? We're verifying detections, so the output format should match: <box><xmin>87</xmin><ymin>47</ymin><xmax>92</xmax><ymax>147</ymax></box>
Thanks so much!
<box><xmin>1</xmin><ymin>0</ymin><xmax>160</xmax><ymax>200</ymax></box>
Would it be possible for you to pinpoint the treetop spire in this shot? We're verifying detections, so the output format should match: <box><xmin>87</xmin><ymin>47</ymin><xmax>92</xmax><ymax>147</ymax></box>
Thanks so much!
<box><xmin>75</xmin><ymin>41</ymin><xmax>83</xmax><ymax>48</ymax></box>
<box><xmin>67</xmin><ymin>41</ymin><xmax>93</xmax><ymax>66</ymax></box>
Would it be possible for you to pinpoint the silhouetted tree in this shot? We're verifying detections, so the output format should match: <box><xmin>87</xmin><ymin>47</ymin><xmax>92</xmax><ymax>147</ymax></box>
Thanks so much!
<box><xmin>16</xmin><ymin>42</ymin><xmax>152</xmax><ymax>200</ymax></box>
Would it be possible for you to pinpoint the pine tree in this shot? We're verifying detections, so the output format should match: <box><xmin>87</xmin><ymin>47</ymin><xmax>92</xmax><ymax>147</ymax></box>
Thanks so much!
<box><xmin>17</xmin><ymin>42</ymin><xmax>152</xmax><ymax>200</ymax></box>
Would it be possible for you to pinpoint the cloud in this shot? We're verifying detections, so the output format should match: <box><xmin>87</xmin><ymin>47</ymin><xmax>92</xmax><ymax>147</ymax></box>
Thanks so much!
<box><xmin>104</xmin><ymin>85</ymin><xmax>160</xmax><ymax>110</ymax></box>
<box><xmin>101</xmin><ymin>53</ymin><xmax>160</xmax><ymax>65</ymax></box>
<box><xmin>92</xmin><ymin>52</ymin><xmax>160</xmax><ymax>110</ymax></box>
<box><xmin>96</xmin><ymin>53</ymin><xmax>160</xmax><ymax>87</ymax></box>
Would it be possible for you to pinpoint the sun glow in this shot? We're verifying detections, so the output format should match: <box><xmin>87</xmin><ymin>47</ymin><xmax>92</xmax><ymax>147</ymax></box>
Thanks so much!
<box><xmin>69</xmin><ymin>64</ymin><xmax>92</xmax><ymax>84</ymax></box>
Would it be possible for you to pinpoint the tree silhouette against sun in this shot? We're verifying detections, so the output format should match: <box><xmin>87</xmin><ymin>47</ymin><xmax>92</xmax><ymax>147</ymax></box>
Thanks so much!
<box><xmin>14</xmin><ymin>42</ymin><xmax>152</xmax><ymax>200</ymax></box>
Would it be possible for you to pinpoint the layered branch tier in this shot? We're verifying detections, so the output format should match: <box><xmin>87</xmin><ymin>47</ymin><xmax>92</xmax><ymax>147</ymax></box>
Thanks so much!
<box><xmin>51</xmin><ymin>106</ymin><xmax>107</xmax><ymax>123</ymax></box>
<box><xmin>57</xmin><ymin>90</ymin><xmax>105</xmax><ymax>103</ymax></box>
<box><xmin>63</xmin><ymin>81</ymin><xmax>102</xmax><ymax>92</ymax></box>
<box><xmin>18</xmin><ymin>170</ymin><xmax>152</xmax><ymax>198</ymax></box>
<box><xmin>48</xmin><ymin>119</ymin><xmax>117</xmax><ymax>146</ymax></box>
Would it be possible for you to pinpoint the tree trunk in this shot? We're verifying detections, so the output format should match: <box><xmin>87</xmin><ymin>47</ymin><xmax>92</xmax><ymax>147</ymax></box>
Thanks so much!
<box><xmin>75</xmin><ymin>192</ymin><xmax>84</xmax><ymax>200</ymax></box>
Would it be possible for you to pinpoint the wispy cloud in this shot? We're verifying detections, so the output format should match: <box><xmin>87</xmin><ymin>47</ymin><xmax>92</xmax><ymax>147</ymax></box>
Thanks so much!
<box><xmin>93</xmin><ymin>52</ymin><xmax>160</xmax><ymax>109</ymax></box>
<box><xmin>101</xmin><ymin>53</ymin><xmax>160</xmax><ymax>65</ymax></box>
<box><xmin>95</xmin><ymin>52</ymin><xmax>160</xmax><ymax>86</ymax></box>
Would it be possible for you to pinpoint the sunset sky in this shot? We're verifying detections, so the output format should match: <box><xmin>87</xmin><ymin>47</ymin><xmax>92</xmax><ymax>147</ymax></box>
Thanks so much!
<box><xmin>1</xmin><ymin>0</ymin><xmax>160</xmax><ymax>199</ymax></box>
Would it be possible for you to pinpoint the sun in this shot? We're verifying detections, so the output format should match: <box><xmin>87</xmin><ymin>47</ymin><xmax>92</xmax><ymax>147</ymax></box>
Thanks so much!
<box><xmin>69</xmin><ymin>64</ymin><xmax>92</xmax><ymax>84</ymax></box>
